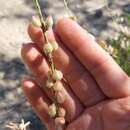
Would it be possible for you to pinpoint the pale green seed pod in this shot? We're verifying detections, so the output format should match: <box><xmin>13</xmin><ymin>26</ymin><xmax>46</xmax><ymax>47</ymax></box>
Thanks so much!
<box><xmin>43</xmin><ymin>43</ymin><xmax>53</xmax><ymax>55</ymax></box>
<box><xmin>55</xmin><ymin>117</ymin><xmax>65</xmax><ymax>125</ymax></box>
<box><xmin>46</xmin><ymin>80</ymin><xmax>54</xmax><ymax>88</ymax></box>
<box><xmin>52</xmin><ymin>70</ymin><xmax>63</xmax><ymax>81</ymax></box>
<box><xmin>53</xmin><ymin>81</ymin><xmax>63</xmax><ymax>91</ymax></box>
<box><xmin>48</xmin><ymin>103</ymin><xmax>57</xmax><ymax>118</ymax></box>
<box><xmin>56</xmin><ymin>92</ymin><xmax>65</xmax><ymax>104</ymax></box>
<box><xmin>58</xmin><ymin>107</ymin><xmax>66</xmax><ymax>117</ymax></box>
<box><xmin>51</xmin><ymin>41</ymin><xmax>58</xmax><ymax>50</ymax></box>
<box><xmin>31</xmin><ymin>16</ymin><xmax>41</xmax><ymax>27</ymax></box>
<box><xmin>45</xmin><ymin>15</ymin><xmax>53</xmax><ymax>30</ymax></box>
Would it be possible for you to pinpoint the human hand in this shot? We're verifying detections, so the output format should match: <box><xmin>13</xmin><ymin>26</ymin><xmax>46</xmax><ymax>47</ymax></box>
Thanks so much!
<box><xmin>21</xmin><ymin>18</ymin><xmax>130</xmax><ymax>130</ymax></box>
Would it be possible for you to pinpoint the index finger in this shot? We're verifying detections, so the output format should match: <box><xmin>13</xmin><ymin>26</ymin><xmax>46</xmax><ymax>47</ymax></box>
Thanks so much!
<box><xmin>55</xmin><ymin>18</ymin><xmax>130</xmax><ymax>98</ymax></box>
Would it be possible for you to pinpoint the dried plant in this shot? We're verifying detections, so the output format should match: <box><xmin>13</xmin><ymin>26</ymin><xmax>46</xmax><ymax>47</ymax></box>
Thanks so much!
<box><xmin>6</xmin><ymin>119</ymin><xmax>30</xmax><ymax>130</ymax></box>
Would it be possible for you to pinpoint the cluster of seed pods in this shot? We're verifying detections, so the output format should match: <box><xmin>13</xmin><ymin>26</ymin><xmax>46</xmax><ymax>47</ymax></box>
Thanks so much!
<box><xmin>32</xmin><ymin>0</ymin><xmax>77</xmax><ymax>129</ymax></box>
<box><xmin>32</xmin><ymin>15</ymin><xmax>66</xmax><ymax>127</ymax></box>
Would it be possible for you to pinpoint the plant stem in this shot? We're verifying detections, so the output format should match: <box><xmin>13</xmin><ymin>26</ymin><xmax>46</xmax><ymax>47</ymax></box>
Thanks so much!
<box><xmin>33</xmin><ymin>1</ymin><xmax>65</xmax><ymax>128</ymax></box>
<box><xmin>64</xmin><ymin>0</ymin><xmax>70</xmax><ymax>15</ymax></box>
<box><xmin>33</xmin><ymin>0</ymin><xmax>55</xmax><ymax>72</ymax></box>
<box><xmin>33</xmin><ymin>0</ymin><xmax>57</xmax><ymax>108</ymax></box>
<box><xmin>33</xmin><ymin>0</ymin><xmax>46</xmax><ymax>32</ymax></box>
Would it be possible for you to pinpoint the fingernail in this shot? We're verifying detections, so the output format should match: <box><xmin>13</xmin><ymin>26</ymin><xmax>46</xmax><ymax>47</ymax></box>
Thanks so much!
<box><xmin>88</xmin><ymin>33</ymin><xmax>96</xmax><ymax>41</ymax></box>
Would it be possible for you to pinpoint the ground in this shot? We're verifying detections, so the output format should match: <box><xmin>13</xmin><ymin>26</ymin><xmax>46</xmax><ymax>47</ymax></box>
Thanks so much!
<box><xmin>0</xmin><ymin>0</ymin><xmax>130</xmax><ymax>130</ymax></box>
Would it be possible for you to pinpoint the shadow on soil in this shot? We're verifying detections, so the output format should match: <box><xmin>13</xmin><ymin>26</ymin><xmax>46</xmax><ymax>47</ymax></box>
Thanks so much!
<box><xmin>0</xmin><ymin>54</ymin><xmax>46</xmax><ymax>130</ymax></box>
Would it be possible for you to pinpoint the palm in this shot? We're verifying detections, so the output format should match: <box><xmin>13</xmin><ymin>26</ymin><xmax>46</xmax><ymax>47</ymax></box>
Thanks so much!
<box><xmin>66</xmin><ymin>97</ymin><xmax>130</xmax><ymax>130</ymax></box>
<box><xmin>21</xmin><ymin>18</ymin><xmax>130</xmax><ymax>130</ymax></box>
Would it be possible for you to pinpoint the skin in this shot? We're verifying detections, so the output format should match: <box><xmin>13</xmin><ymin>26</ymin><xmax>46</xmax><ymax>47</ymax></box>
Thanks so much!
<box><xmin>21</xmin><ymin>18</ymin><xmax>130</xmax><ymax>130</ymax></box>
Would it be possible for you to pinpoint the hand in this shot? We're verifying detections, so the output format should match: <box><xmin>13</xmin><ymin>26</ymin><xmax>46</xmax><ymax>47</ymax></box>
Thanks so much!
<box><xmin>21</xmin><ymin>18</ymin><xmax>130</xmax><ymax>130</ymax></box>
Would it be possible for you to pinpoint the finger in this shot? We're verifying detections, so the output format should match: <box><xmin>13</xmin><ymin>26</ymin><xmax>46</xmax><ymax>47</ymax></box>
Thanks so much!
<box><xmin>22</xmin><ymin>79</ymin><xmax>55</xmax><ymax>130</ymax></box>
<box><xmin>28</xmin><ymin>23</ymin><xmax>105</xmax><ymax>106</ymax></box>
<box><xmin>21</xmin><ymin>43</ymin><xmax>84</xmax><ymax>122</ymax></box>
<box><xmin>55</xmin><ymin>18</ymin><xmax>130</xmax><ymax>98</ymax></box>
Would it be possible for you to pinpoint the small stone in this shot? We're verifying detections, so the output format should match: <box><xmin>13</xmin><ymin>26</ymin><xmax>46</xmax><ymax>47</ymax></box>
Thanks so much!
<box><xmin>53</xmin><ymin>81</ymin><xmax>63</xmax><ymax>91</ymax></box>
<box><xmin>52</xmin><ymin>70</ymin><xmax>63</xmax><ymax>81</ymax></box>
<box><xmin>56</xmin><ymin>92</ymin><xmax>65</xmax><ymax>104</ymax></box>
<box><xmin>55</xmin><ymin>117</ymin><xmax>65</xmax><ymax>125</ymax></box>
<box><xmin>51</xmin><ymin>41</ymin><xmax>58</xmax><ymax>50</ymax></box>
<box><xmin>46</xmin><ymin>80</ymin><xmax>54</xmax><ymax>88</ymax></box>
<box><xmin>31</xmin><ymin>16</ymin><xmax>41</xmax><ymax>27</ymax></box>
<box><xmin>43</xmin><ymin>43</ymin><xmax>53</xmax><ymax>55</ymax></box>
<box><xmin>48</xmin><ymin>103</ymin><xmax>57</xmax><ymax>118</ymax></box>
<box><xmin>45</xmin><ymin>15</ymin><xmax>53</xmax><ymax>30</ymax></box>
<box><xmin>58</xmin><ymin>107</ymin><xmax>66</xmax><ymax>117</ymax></box>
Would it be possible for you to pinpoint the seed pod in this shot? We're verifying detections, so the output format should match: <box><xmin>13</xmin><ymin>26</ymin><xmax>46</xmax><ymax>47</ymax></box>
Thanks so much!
<box><xmin>31</xmin><ymin>16</ymin><xmax>41</xmax><ymax>27</ymax></box>
<box><xmin>51</xmin><ymin>41</ymin><xmax>58</xmax><ymax>50</ymax></box>
<box><xmin>53</xmin><ymin>81</ymin><xmax>63</xmax><ymax>91</ymax></box>
<box><xmin>55</xmin><ymin>117</ymin><xmax>65</xmax><ymax>125</ymax></box>
<box><xmin>46</xmin><ymin>80</ymin><xmax>54</xmax><ymax>88</ymax></box>
<box><xmin>45</xmin><ymin>15</ymin><xmax>53</xmax><ymax>30</ymax></box>
<box><xmin>48</xmin><ymin>103</ymin><xmax>56</xmax><ymax>118</ymax></box>
<box><xmin>58</xmin><ymin>107</ymin><xmax>66</xmax><ymax>117</ymax></box>
<box><xmin>56</xmin><ymin>92</ymin><xmax>65</xmax><ymax>104</ymax></box>
<box><xmin>43</xmin><ymin>43</ymin><xmax>53</xmax><ymax>55</ymax></box>
<box><xmin>52</xmin><ymin>70</ymin><xmax>63</xmax><ymax>81</ymax></box>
